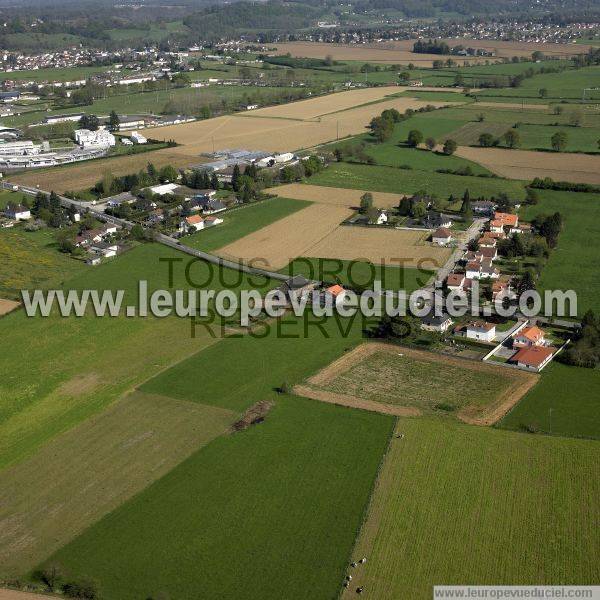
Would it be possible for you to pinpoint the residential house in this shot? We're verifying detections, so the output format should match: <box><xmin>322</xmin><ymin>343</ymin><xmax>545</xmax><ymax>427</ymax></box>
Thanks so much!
<box><xmin>145</xmin><ymin>209</ymin><xmax>165</xmax><ymax>224</ymax></box>
<box><xmin>322</xmin><ymin>284</ymin><xmax>347</xmax><ymax>306</ymax></box>
<box><xmin>492</xmin><ymin>277</ymin><xmax>514</xmax><ymax>302</ymax></box>
<box><xmin>432</xmin><ymin>227</ymin><xmax>452</xmax><ymax>245</ymax></box>
<box><xmin>419</xmin><ymin>309</ymin><xmax>453</xmax><ymax>332</ymax></box>
<box><xmin>424</xmin><ymin>211</ymin><xmax>452</xmax><ymax>229</ymax></box>
<box><xmin>510</xmin><ymin>345</ymin><xmax>555</xmax><ymax>371</ymax></box>
<box><xmin>446</xmin><ymin>272</ymin><xmax>466</xmax><ymax>292</ymax></box>
<box><xmin>190</xmin><ymin>195</ymin><xmax>226</xmax><ymax>214</ymax></box>
<box><xmin>375</xmin><ymin>210</ymin><xmax>388</xmax><ymax>225</ymax></box>
<box><xmin>106</xmin><ymin>191</ymin><xmax>137</xmax><ymax>208</ymax></box>
<box><xmin>471</xmin><ymin>200</ymin><xmax>497</xmax><ymax>216</ymax></box>
<box><xmin>513</xmin><ymin>325</ymin><xmax>546</xmax><ymax>348</ymax></box>
<box><xmin>277</xmin><ymin>275</ymin><xmax>318</xmax><ymax>303</ymax></box>
<box><xmin>89</xmin><ymin>242</ymin><xmax>118</xmax><ymax>258</ymax></box>
<box><xmin>180</xmin><ymin>214</ymin><xmax>223</xmax><ymax>233</ymax></box>
<box><xmin>465</xmin><ymin>258</ymin><xmax>499</xmax><ymax>280</ymax></box>
<box><xmin>466</xmin><ymin>321</ymin><xmax>496</xmax><ymax>342</ymax></box>
<box><xmin>4</xmin><ymin>204</ymin><xmax>31</xmax><ymax>220</ymax></box>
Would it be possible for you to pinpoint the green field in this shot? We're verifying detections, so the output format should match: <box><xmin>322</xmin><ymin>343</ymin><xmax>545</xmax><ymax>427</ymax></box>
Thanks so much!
<box><xmin>0</xmin><ymin>65</ymin><xmax>111</xmax><ymax>83</ymax></box>
<box><xmin>476</xmin><ymin>65</ymin><xmax>600</xmax><ymax>101</ymax></box>
<box><xmin>308</xmin><ymin>161</ymin><xmax>527</xmax><ymax>199</ymax></box>
<box><xmin>520</xmin><ymin>189</ymin><xmax>600</xmax><ymax>315</ymax></box>
<box><xmin>347</xmin><ymin>417</ymin><xmax>600</xmax><ymax>599</ymax></box>
<box><xmin>0</xmin><ymin>242</ymin><xmax>275</xmax><ymax>470</ymax></box>
<box><xmin>283</xmin><ymin>257</ymin><xmax>433</xmax><ymax>291</ymax></box>
<box><xmin>185</xmin><ymin>197</ymin><xmax>310</xmax><ymax>252</ymax></box>
<box><xmin>0</xmin><ymin>226</ymin><xmax>85</xmax><ymax>299</ymax></box>
<box><xmin>498</xmin><ymin>362</ymin><xmax>600</xmax><ymax>440</ymax></box>
<box><xmin>43</xmin><ymin>397</ymin><xmax>394</xmax><ymax>600</ymax></box>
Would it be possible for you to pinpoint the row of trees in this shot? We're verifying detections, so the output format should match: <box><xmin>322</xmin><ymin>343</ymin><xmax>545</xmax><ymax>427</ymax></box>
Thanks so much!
<box><xmin>406</xmin><ymin>129</ymin><xmax>458</xmax><ymax>155</ymax></box>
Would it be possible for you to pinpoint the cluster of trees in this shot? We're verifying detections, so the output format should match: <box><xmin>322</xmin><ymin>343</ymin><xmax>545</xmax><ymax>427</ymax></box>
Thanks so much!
<box><xmin>369</xmin><ymin>107</ymin><xmax>404</xmax><ymax>142</ymax></box>
<box><xmin>94</xmin><ymin>163</ymin><xmax>182</xmax><ymax>198</ymax></box>
<box><xmin>34</xmin><ymin>563</ymin><xmax>98</xmax><ymax>599</ymax></box>
<box><xmin>31</xmin><ymin>191</ymin><xmax>73</xmax><ymax>229</ymax></box>
<box><xmin>498</xmin><ymin>232</ymin><xmax>548</xmax><ymax>261</ymax></box>
<box><xmin>332</xmin><ymin>141</ymin><xmax>374</xmax><ymax>164</ymax></box>
<box><xmin>531</xmin><ymin>211</ymin><xmax>563</xmax><ymax>248</ymax></box>
<box><xmin>404</xmin><ymin>128</ymin><xmax>457</xmax><ymax>154</ymax></box>
<box><xmin>413</xmin><ymin>39</ymin><xmax>451</xmax><ymax>55</ymax></box>
<box><xmin>559</xmin><ymin>310</ymin><xmax>600</xmax><ymax>368</ymax></box>
<box><xmin>530</xmin><ymin>178</ymin><xmax>600</xmax><ymax>194</ymax></box>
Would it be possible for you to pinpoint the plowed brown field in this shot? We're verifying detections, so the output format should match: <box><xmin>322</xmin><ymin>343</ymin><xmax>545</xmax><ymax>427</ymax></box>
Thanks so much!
<box><xmin>456</xmin><ymin>146</ymin><xmax>600</xmax><ymax>185</ymax></box>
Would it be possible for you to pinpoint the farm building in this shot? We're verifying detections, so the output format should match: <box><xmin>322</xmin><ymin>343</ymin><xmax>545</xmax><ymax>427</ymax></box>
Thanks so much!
<box><xmin>277</xmin><ymin>275</ymin><xmax>318</xmax><ymax>303</ymax></box>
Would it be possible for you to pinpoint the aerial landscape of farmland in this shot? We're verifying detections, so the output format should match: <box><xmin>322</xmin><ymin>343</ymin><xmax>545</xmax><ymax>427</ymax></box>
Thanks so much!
<box><xmin>1</xmin><ymin>0</ymin><xmax>599</xmax><ymax>598</ymax></box>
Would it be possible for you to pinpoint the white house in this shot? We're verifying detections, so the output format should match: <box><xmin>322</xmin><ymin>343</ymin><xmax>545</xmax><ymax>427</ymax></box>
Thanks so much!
<box><xmin>432</xmin><ymin>227</ymin><xmax>452</xmax><ymax>245</ymax></box>
<box><xmin>130</xmin><ymin>131</ymin><xmax>147</xmax><ymax>144</ymax></box>
<box><xmin>466</xmin><ymin>321</ymin><xmax>496</xmax><ymax>342</ymax></box>
<box><xmin>180</xmin><ymin>214</ymin><xmax>223</xmax><ymax>233</ymax></box>
<box><xmin>4</xmin><ymin>204</ymin><xmax>31</xmax><ymax>220</ymax></box>
<box><xmin>420</xmin><ymin>310</ymin><xmax>453</xmax><ymax>332</ymax></box>
<box><xmin>376</xmin><ymin>210</ymin><xmax>388</xmax><ymax>225</ymax></box>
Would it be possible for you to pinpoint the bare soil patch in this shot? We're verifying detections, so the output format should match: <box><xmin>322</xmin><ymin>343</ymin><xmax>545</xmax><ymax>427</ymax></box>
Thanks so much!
<box><xmin>0</xmin><ymin>299</ymin><xmax>20</xmax><ymax>316</ymax></box>
<box><xmin>456</xmin><ymin>146</ymin><xmax>600</xmax><ymax>184</ymax></box>
<box><xmin>294</xmin><ymin>385</ymin><xmax>421</xmax><ymax>417</ymax></box>
<box><xmin>266</xmin><ymin>183</ymin><xmax>404</xmax><ymax>209</ymax></box>
<box><xmin>0</xmin><ymin>590</ymin><xmax>58</xmax><ymax>600</ymax></box>
<box><xmin>217</xmin><ymin>203</ymin><xmax>351</xmax><ymax>270</ymax></box>
<box><xmin>0</xmin><ymin>391</ymin><xmax>235</xmax><ymax>575</ymax></box>
<box><xmin>305</xmin><ymin>226</ymin><xmax>451</xmax><ymax>269</ymax></box>
<box><xmin>231</xmin><ymin>400</ymin><xmax>274</xmax><ymax>432</ymax></box>
<box><xmin>55</xmin><ymin>372</ymin><xmax>102</xmax><ymax>397</ymax></box>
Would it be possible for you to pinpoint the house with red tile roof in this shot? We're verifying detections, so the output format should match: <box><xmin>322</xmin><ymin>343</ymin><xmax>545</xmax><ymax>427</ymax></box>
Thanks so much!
<box><xmin>513</xmin><ymin>325</ymin><xmax>546</xmax><ymax>348</ymax></box>
<box><xmin>510</xmin><ymin>345</ymin><xmax>555</xmax><ymax>371</ymax></box>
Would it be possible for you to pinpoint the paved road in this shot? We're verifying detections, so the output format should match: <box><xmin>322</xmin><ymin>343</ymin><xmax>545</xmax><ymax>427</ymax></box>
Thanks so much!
<box><xmin>432</xmin><ymin>217</ymin><xmax>487</xmax><ymax>289</ymax></box>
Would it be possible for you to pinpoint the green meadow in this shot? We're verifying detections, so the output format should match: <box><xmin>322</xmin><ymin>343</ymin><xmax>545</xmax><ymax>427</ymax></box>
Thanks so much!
<box><xmin>43</xmin><ymin>395</ymin><xmax>394</xmax><ymax>600</ymax></box>
<box><xmin>520</xmin><ymin>189</ymin><xmax>600</xmax><ymax>315</ymax></box>
<box><xmin>349</xmin><ymin>417</ymin><xmax>600</xmax><ymax>599</ymax></box>
<box><xmin>308</xmin><ymin>161</ymin><xmax>527</xmax><ymax>199</ymax></box>
<box><xmin>283</xmin><ymin>257</ymin><xmax>433</xmax><ymax>291</ymax></box>
<box><xmin>498</xmin><ymin>363</ymin><xmax>600</xmax><ymax>440</ymax></box>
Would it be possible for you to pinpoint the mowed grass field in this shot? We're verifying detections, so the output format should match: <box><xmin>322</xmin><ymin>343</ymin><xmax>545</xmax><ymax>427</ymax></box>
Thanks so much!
<box><xmin>498</xmin><ymin>363</ymin><xmax>600</xmax><ymax>440</ymax></box>
<box><xmin>343</xmin><ymin>417</ymin><xmax>600</xmax><ymax>600</ymax></box>
<box><xmin>43</xmin><ymin>397</ymin><xmax>395</xmax><ymax>600</ymax></box>
<box><xmin>0</xmin><ymin>226</ymin><xmax>85</xmax><ymax>300</ymax></box>
<box><xmin>283</xmin><ymin>257</ymin><xmax>434</xmax><ymax>291</ymax></box>
<box><xmin>0</xmin><ymin>391</ymin><xmax>234</xmax><ymax>575</ymax></box>
<box><xmin>519</xmin><ymin>189</ymin><xmax>600</xmax><ymax>315</ymax></box>
<box><xmin>185</xmin><ymin>197</ymin><xmax>310</xmax><ymax>252</ymax></box>
<box><xmin>300</xmin><ymin>343</ymin><xmax>538</xmax><ymax>425</ymax></box>
<box><xmin>308</xmin><ymin>161</ymin><xmax>527</xmax><ymax>200</ymax></box>
<box><xmin>0</xmin><ymin>242</ymin><xmax>273</xmax><ymax>470</ymax></box>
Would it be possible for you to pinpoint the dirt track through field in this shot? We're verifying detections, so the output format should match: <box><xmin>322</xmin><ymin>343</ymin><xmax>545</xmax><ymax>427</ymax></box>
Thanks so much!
<box><xmin>0</xmin><ymin>391</ymin><xmax>234</xmax><ymax>575</ymax></box>
<box><xmin>267</xmin><ymin>183</ymin><xmax>405</xmax><ymax>209</ymax></box>
<box><xmin>456</xmin><ymin>146</ymin><xmax>600</xmax><ymax>184</ymax></box>
<box><xmin>0</xmin><ymin>590</ymin><xmax>57</xmax><ymax>600</ymax></box>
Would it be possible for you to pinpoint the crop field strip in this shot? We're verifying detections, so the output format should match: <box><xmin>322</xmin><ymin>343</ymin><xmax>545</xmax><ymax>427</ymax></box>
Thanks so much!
<box><xmin>342</xmin><ymin>417</ymin><xmax>600</xmax><ymax>600</ymax></box>
<box><xmin>41</xmin><ymin>395</ymin><xmax>395</xmax><ymax>600</ymax></box>
<box><xmin>0</xmin><ymin>391</ymin><xmax>235</xmax><ymax>575</ymax></box>
<box><xmin>455</xmin><ymin>146</ymin><xmax>600</xmax><ymax>185</ymax></box>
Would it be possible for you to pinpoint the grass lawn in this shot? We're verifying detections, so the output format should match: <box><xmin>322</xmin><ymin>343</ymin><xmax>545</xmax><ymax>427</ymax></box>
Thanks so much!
<box><xmin>345</xmin><ymin>417</ymin><xmax>600</xmax><ymax>599</ymax></box>
<box><xmin>520</xmin><ymin>189</ymin><xmax>600</xmax><ymax>315</ymax></box>
<box><xmin>0</xmin><ymin>65</ymin><xmax>110</xmax><ymax>83</ymax></box>
<box><xmin>498</xmin><ymin>362</ymin><xmax>600</xmax><ymax>440</ymax></box>
<box><xmin>308</xmin><ymin>161</ymin><xmax>527</xmax><ymax>200</ymax></box>
<box><xmin>0</xmin><ymin>242</ymin><xmax>273</xmax><ymax>471</ymax></box>
<box><xmin>476</xmin><ymin>65</ymin><xmax>600</xmax><ymax>101</ymax></box>
<box><xmin>185</xmin><ymin>197</ymin><xmax>310</xmax><ymax>252</ymax></box>
<box><xmin>0</xmin><ymin>226</ymin><xmax>85</xmax><ymax>300</ymax></box>
<box><xmin>43</xmin><ymin>397</ymin><xmax>395</xmax><ymax>600</ymax></box>
<box><xmin>282</xmin><ymin>257</ymin><xmax>433</xmax><ymax>291</ymax></box>
<box><xmin>141</xmin><ymin>312</ymin><xmax>371</xmax><ymax>413</ymax></box>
